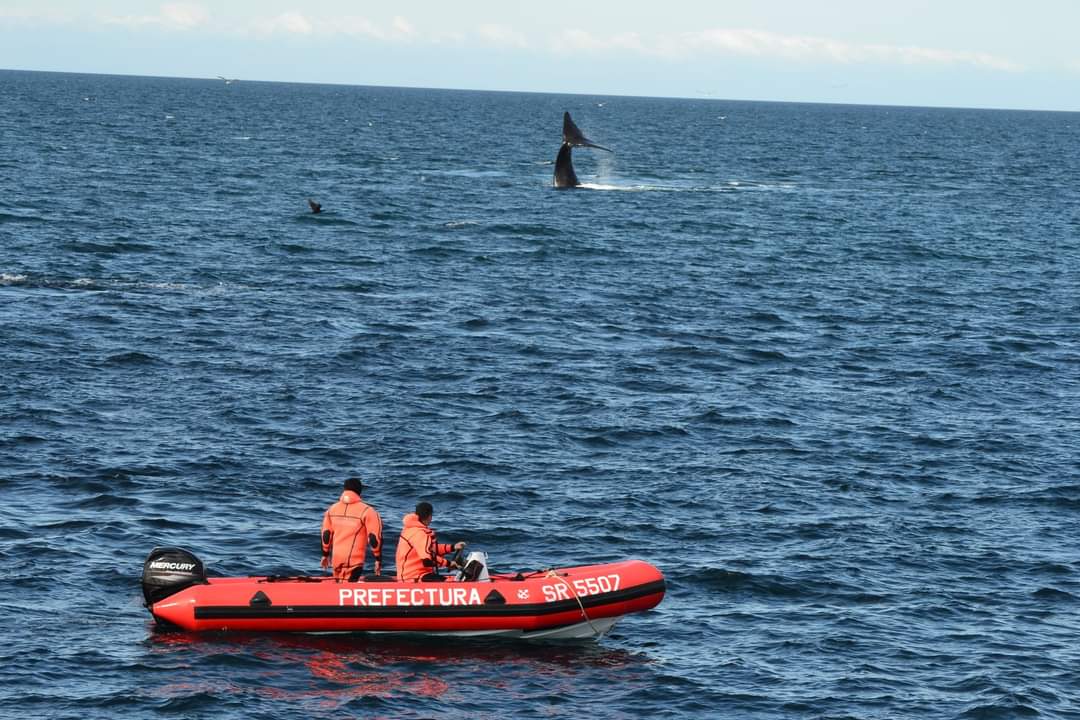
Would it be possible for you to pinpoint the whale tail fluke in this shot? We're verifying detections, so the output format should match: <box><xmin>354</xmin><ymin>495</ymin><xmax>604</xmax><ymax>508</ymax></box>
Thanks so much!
<box><xmin>562</xmin><ymin>112</ymin><xmax>612</xmax><ymax>152</ymax></box>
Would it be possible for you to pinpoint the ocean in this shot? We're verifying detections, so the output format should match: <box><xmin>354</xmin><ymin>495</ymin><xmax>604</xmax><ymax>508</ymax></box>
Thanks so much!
<box><xmin>2</xmin><ymin>69</ymin><xmax>1079</xmax><ymax>719</ymax></box>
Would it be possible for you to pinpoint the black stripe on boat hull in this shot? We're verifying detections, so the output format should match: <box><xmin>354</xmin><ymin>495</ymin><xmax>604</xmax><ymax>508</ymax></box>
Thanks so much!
<box><xmin>193</xmin><ymin>579</ymin><xmax>665</xmax><ymax>621</ymax></box>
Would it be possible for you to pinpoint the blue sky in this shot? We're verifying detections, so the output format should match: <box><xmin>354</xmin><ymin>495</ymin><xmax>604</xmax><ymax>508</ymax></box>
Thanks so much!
<box><xmin>2</xmin><ymin>1</ymin><xmax>1079</xmax><ymax>110</ymax></box>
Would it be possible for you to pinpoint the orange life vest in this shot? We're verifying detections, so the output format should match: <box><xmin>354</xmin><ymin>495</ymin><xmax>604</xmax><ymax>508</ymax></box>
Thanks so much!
<box><xmin>321</xmin><ymin>490</ymin><xmax>382</xmax><ymax>581</ymax></box>
<box><xmin>395</xmin><ymin>513</ymin><xmax>453</xmax><ymax>582</ymax></box>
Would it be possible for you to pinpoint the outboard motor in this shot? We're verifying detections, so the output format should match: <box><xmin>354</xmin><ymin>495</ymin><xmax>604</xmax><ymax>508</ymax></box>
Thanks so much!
<box><xmin>141</xmin><ymin>547</ymin><xmax>208</xmax><ymax>606</ymax></box>
<box><xmin>456</xmin><ymin>551</ymin><xmax>490</xmax><ymax>582</ymax></box>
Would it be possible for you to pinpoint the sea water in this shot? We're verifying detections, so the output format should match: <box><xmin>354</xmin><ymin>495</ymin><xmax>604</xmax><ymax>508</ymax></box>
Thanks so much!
<box><xmin>2</xmin><ymin>69</ymin><xmax>1079</xmax><ymax>719</ymax></box>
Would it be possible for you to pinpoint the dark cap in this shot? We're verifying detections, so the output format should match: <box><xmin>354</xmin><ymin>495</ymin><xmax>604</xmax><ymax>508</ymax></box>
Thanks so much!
<box><xmin>344</xmin><ymin>477</ymin><xmax>363</xmax><ymax>494</ymax></box>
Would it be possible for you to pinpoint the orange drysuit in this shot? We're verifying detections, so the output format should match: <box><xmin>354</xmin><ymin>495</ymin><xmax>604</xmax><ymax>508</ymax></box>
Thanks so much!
<box><xmin>395</xmin><ymin>513</ymin><xmax>454</xmax><ymax>582</ymax></box>
<box><xmin>321</xmin><ymin>490</ymin><xmax>383</xmax><ymax>581</ymax></box>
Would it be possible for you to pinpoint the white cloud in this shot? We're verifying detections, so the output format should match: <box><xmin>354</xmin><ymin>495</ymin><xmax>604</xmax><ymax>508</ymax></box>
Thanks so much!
<box><xmin>13</xmin><ymin>6</ymin><xmax>1023</xmax><ymax>74</ymax></box>
<box><xmin>103</xmin><ymin>3</ymin><xmax>208</xmax><ymax>31</ymax></box>
<box><xmin>429</xmin><ymin>29</ymin><xmax>467</xmax><ymax>46</ymax></box>
<box><xmin>553</xmin><ymin>27</ymin><xmax>1022</xmax><ymax>72</ymax></box>
<box><xmin>254</xmin><ymin>11</ymin><xmax>313</xmax><ymax>35</ymax></box>
<box><xmin>160</xmin><ymin>3</ymin><xmax>208</xmax><ymax>30</ymax></box>
<box><xmin>688</xmin><ymin>29</ymin><xmax>1022</xmax><ymax>71</ymax></box>
<box><xmin>253</xmin><ymin>13</ymin><xmax>416</xmax><ymax>41</ymax></box>
<box><xmin>391</xmin><ymin>16</ymin><xmax>415</xmax><ymax>39</ymax></box>
<box><xmin>332</xmin><ymin>16</ymin><xmax>384</xmax><ymax>39</ymax></box>
<box><xmin>863</xmin><ymin>44</ymin><xmax>1021</xmax><ymax>72</ymax></box>
<box><xmin>551</xmin><ymin>29</ymin><xmax>645</xmax><ymax>54</ymax></box>
<box><xmin>477</xmin><ymin>23</ymin><xmax>529</xmax><ymax>49</ymax></box>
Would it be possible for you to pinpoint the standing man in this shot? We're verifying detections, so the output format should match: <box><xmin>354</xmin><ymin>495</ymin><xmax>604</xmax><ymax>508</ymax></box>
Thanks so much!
<box><xmin>321</xmin><ymin>476</ymin><xmax>383</xmax><ymax>581</ymax></box>
<box><xmin>395</xmin><ymin>501</ymin><xmax>466</xmax><ymax>582</ymax></box>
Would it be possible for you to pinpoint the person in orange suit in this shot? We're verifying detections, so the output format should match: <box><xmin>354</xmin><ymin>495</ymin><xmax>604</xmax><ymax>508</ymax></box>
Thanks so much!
<box><xmin>395</xmin><ymin>501</ymin><xmax>466</xmax><ymax>582</ymax></box>
<box><xmin>321</xmin><ymin>477</ymin><xmax>383</xmax><ymax>581</ymax></box>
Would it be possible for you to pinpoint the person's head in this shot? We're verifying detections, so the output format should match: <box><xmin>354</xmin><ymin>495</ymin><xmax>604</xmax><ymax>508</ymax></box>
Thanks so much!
<box><xmin>415</xmin><ymin>501</ymin><xmax>433</xmax><ymax>524</ymax></box>
<box><xmin>343</xmin><ymin>477</ymin><xmax>363</xmax><ymax>495</ymax></box>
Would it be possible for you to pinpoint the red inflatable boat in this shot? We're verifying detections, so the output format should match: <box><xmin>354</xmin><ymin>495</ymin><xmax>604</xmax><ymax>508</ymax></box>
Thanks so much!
<box><xmin>142</xmin><ymin>547</ymin><xmax>665</xmax><ymax>640</ymax></box>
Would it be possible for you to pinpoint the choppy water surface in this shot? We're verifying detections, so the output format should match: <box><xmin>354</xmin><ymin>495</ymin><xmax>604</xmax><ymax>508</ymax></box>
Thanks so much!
<box><xmin>2</xmin><ymin>69</ymin><xmax>1080</xmax><ymax>719</ymax></box>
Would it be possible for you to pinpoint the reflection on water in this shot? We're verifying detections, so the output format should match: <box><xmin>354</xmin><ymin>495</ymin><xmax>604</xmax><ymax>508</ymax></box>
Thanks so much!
<box><xmin>145</xmin><ymin>630</ymin><xmax>656</xmax><ymax>709</ymax></box>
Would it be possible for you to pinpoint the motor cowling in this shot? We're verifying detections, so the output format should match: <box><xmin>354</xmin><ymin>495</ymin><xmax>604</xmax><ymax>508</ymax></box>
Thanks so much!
<box><xmin>142</xmin><ymin>547</ymin><xmax>207</xmax><ymax>606</ymax></box>
<box><xmin>456</xmin><ymin>551</ymin><xmax>490</xmax><ymax>582</ymax></box>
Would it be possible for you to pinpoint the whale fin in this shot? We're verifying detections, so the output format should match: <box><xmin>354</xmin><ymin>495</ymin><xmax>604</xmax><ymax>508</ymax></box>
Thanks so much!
<box><xmin>562</xmin><ymin>112</ymin><xmax>612</xmax><ymax>152</ymax></box>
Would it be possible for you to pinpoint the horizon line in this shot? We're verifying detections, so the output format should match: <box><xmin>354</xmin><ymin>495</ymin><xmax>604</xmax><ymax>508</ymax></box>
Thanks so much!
<box><xmin>3</xmin><ymin>65</ymin><xmax>1077</xmax><ymax>115</ymax></box>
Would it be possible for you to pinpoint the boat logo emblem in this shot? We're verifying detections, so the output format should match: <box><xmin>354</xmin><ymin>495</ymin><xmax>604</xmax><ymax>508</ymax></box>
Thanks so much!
<box><xmin>517</xmin><ymin>589</ymin><xmax>530</xmax><ymax>600</ymax></box>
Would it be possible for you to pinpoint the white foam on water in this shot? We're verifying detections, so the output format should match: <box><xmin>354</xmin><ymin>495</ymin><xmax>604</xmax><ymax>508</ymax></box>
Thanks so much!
<box><xmin>577</xmin><ymin>183</ymin><xmax>657</xmax><ymax>192</ymax></box>
<box><xmin>0</xmin><ymin>274</ymin><xmax>222</xmax><ymax>293</ymax></box>
<box><xmin>573</xmin><ymin>179</ymin><xmax>797</xmax><ymax>193</ymax></box>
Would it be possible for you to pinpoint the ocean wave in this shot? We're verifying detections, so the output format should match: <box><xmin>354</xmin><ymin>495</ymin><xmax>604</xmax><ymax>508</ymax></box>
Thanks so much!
<box><xmin>0</xmin><ymin>434</ymin><xmax>48</xmax><ymax>447</ymax></box>
<box><xmin>34</xmin><ymin>518</ymin><xmax>99</xmax><ymax>531</ymax></box>
<box><xmin>736</xmin><ymin>348</ymin><xmax>794</xmax><ymax>364</ymax></box>
<box><xmin>0</xmin><ymin>274</ymin><xmax>202</xmax><ymax>294</ymax></box>
<box><xmin>1031</xmin><ymin>587</ymin><xmax>1077</xmax><ymax>601</ymax></box>
<box><xmin>394</xmin><ymin>458</ymin><xmax>516</xmax><ymax>476</ymax></box>
<box><xmin>570</xmin><ymin>426</ymin><xmax>690</xmax><ymax>448</ymax></box>
<box><xmin>0</xmin><ymin>272</ymin><xmax>29</xmax><ymax>285</ymax></box>
<box><xmin>409</xmin><ymin>245</ymin><xmax>471</xmax><ymax>258</ymax></box>
<box><xmin>423</xmin><ymin>169</ymin><xmax>508</xmax><ymax>179</ymax></box>
<box><xmin>80</xmin><ymin>493</ymin><xmax>139</xmax><ymax>509</ymax></box>
<box><xmin>690</xmin><ymin>408</ymin><xmax>797</xmax><ymax>427</ymax></box>
<box><xmin>0</xmin><ymin>275</ymin><xmax>102</xmax><ymax>291</ymax></box>
<box><xmin>103</xmin><ymin>351</ymin><xmax>166</xmax><ymax>366</ymax></box>
<box><xmin>0</xmin><ymin>211</ymin><xmax>46</xmax><ymax>224</ymax></box>
<box><xmin>480</xmin><ymin>223</ymin><xmax>562</xmax><ymax>237</ymax></box>
<box><xmin>677</xmin><ymin>566</ymin><xmax>893</xmax><ymax>605</ymax></box>
<box><xmin>958</xmin><ymin>697</ymin><xmax>1040</xmax><ymax>719</ymax></box>
<box><xmin>294</xmin><ymin>213</ymin><xmax>358</xmax><ymax>226</ymax></box>
<box><xmin>61</xmin><ymin>240</ymin><xmax>157</xmax><ymax>254</ymax></box>
<box><xmin>137</xmin><ymin>516</ymin><xmax>203</xmax><ymax>530</ymax></box>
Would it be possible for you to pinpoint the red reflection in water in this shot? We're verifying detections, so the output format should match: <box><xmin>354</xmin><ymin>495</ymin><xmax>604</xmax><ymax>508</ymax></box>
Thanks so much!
<box><xmin>146</xmin><ymin>628</ymin><xmax>649</xmax><ymax>709</ymax></box>
<box><xmin>147</xmin><ymin>631</ymin><xmax>457</xmax><ymax>706</ymax></box>
<box><xmin>304</xmin><ymin>651</ymin><xmax>450</xmax><ymax>699</ymax></box>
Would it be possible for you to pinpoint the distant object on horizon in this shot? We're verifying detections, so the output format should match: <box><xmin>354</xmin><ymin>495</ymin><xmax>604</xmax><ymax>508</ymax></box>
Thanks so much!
<box><xmin>307</xmin><ymin>199</ymin><xmax>322</xmax><ymax>214</ymax></box>
<box><xmin>553</xmin><ymin>112</ymin><xmax>612</xmax><ymax>189</ymax></box>
<box><xmin>216</xmin><ymin>76</ymin><xmax>237</xmax><ymax>85</ymax></box>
